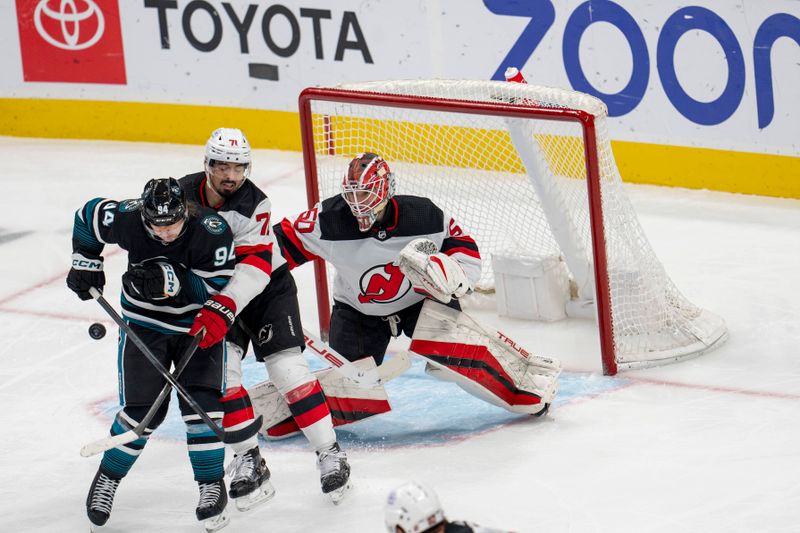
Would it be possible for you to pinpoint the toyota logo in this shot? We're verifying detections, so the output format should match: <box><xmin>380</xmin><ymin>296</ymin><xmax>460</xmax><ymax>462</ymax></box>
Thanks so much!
<box><xmin>33</xmin><ymin>0</ymin><xmax>105</xmax><ymax>51</ymax></box>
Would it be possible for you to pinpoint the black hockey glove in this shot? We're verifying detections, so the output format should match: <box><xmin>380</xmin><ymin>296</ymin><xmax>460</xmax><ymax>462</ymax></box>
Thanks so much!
<box><xmin>122</xmin><ymin>262</ymin><xmax>183</xmax><ymax>301</ymax></box>
<box><xmin>67</xmin><ymin>253</ymin><xmax>105</xmax><ymax>301</ymax></box>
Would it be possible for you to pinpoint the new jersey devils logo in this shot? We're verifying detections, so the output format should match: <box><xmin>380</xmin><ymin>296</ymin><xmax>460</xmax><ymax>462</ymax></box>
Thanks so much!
<box><xmin>358</xmin><ymin>263</ymin><xmax>410</xmax><ymax>304</ymax></box>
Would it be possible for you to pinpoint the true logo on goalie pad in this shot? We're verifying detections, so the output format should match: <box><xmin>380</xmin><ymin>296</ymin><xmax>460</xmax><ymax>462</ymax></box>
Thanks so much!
<box><xmin>497</xmin><ymin>331</ymin><xmax>530</xmax><ymax>359</ymax></box>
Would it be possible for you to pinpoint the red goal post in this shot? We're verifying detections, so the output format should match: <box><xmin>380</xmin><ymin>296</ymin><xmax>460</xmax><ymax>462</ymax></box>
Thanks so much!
<box><xmin>297</xmin><ymin>80</ymin><xmax>727</xmax><ymax>375</ymax></box>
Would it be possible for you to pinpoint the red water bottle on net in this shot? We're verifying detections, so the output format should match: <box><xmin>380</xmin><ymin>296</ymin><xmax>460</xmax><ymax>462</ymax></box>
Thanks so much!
<box><xmin>504</xmin><ymin>66</ymin><xmax>527</xmax><ymax>84</ymax></box>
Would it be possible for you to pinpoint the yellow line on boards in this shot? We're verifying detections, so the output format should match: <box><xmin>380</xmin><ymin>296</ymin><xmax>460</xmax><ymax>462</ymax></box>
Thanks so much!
<box><xmin>1</xmin><ymin>98</ymin><xmax>797</xmax><ymax>199</ymax></box>
<box><xmin>0</xmin><ymin>98</ymin><xmax>302</xmax><ymax>151</ymax></box>
<box><xmin>613</xmin><ymin>141</ymin><xmax>800</xmax><ymax>199</ymax></box>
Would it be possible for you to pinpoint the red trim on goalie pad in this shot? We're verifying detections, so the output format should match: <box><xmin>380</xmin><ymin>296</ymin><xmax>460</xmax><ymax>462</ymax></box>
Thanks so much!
<box><xmin>266</xmin><ymin>417</ymin><xmax>301</xmax><ymax>438</ymax></box>
<box><xmin>327</xmin><ymin>395</ymin><xmax>391</xmax><ymax>425</ymax></box>
<box><xmin>410</xmin><ymin>339</ymin><xmax>542</xmax><ymax>406</ymax></box>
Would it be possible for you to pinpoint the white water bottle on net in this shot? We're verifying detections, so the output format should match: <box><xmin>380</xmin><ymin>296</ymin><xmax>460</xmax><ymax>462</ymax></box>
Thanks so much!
<box><xmin>298</xmin><ymin>69</ymin><xmax>727</xmax><ymax>375</ymax></box>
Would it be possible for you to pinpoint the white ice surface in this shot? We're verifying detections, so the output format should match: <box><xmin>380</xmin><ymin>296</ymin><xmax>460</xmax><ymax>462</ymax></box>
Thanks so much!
<box><xmin>1</xmin><ymin>137</ymin><xmax>799</xmax><ymax>532</ymax></box>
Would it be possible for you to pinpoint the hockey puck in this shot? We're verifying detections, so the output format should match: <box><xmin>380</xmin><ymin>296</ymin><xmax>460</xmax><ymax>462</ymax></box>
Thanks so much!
<box><xmin>89</xmin><ymin>322</ymin><xmax>106</xmax><ymax>340</ymax></box>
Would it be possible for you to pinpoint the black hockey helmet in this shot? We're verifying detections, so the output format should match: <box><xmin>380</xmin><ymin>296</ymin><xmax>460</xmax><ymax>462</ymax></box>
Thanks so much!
<box><xmin>141</xmin><ymin>178</ymin><xmax>187</xmax><ymax>227</ymax></box>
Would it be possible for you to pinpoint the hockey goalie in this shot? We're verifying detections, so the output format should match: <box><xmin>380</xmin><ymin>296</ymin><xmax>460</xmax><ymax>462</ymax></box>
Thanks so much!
<box><xmin>251</xmin><ymin>153</ymin><xmax>561</xmax><ymax>438</ymax></box>
<box><xmin>251</xmin><ymin>236</ymin><xmax>560</xmax><ymax>436</ymax></box>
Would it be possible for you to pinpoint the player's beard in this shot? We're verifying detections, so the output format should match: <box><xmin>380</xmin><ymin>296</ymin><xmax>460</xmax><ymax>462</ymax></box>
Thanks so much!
<box><xmin>216</xmin><ymin>180</ymin><xmax>242</xmax><ymax>197</ymax></box>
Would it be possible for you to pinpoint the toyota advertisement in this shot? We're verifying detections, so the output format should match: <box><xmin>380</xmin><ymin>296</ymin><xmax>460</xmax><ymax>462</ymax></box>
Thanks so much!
<box><xmin>1</xmin><ymin>0</ymin><xmax>798</xmax><ymax>197</ymax></box>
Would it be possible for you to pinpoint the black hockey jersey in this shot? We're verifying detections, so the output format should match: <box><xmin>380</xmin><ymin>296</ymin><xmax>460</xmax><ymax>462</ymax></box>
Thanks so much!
<box><xmin>71</xmin><ymin>197</ymin><xmax>235</xmax><ymax>333</ymax></box>
<box><xmin>275</xmin><ymin>195</ymin><xmax>481</xmax><ymax>316</ymax></box>
<box><xmin>180</xmin><ymin>172</ymin><xmax>286</xmax><ymax>312</ymax></box>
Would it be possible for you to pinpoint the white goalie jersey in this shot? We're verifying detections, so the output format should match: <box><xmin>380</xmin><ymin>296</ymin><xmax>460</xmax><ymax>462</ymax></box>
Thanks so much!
<box><xmin>274</xmin><ymin>195</ymin><xmax>482</xmax><ymax>316</ymax></box>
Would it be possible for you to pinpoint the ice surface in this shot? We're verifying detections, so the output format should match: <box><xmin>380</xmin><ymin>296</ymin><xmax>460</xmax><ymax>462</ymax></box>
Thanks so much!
<box><xmin>1</xmin><ymin>137</ymin><xmax>798</xmax><ymax>532</ymax></box>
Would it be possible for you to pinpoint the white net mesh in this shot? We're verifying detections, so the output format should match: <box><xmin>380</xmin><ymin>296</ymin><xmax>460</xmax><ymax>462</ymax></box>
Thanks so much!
<box><xmin>303</xmin><ymin>79</ymin><xmax>727</xmax><ymax>369</ymax></box>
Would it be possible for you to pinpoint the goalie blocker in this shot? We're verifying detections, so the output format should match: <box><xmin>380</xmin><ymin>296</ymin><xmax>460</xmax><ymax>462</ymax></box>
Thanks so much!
<box><xmin>410</xmin><ymin>299</ymin><xmax>561</xmax><ymax>415</ymax></box>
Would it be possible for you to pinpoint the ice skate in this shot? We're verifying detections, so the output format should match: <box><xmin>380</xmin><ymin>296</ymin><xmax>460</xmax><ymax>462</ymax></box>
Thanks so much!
<box><xmin>227</xmin><ymin>447</ymin><xmax>275</xmax><ymax>512</ymax></box>
<box><xmin>316</xmin><ymin>442</ymin><xmax>351</xmax><ymax>504</ymax></box>
<box><xmin>86</xmin><ymin>468</ymin><xmax>120</xmax><ymax>531</ymax></box>
<box><xmin>196</xmin><ymin>479</ymin><xmax>230</xmax><ymax>532</ymax></box>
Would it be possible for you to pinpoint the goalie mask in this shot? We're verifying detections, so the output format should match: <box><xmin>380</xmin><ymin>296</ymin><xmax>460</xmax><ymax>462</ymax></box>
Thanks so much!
<box><xmin>204</xmin><ymin>127</ymin><xmax>252</xmax><ymax>195</ymax></box>
<box><xmin>141</xmin><ymin>177</ymin><xmax>188</xmax><ymax>243</ymax></box>
<box><xmin>341</xmin><ymin>152</ymin><xmax>396</xmax><ymax>232</ymax></box>
<box><xmin>384</xmin><ymin>482</ymin><xmax>445</xmax><ymax>533</ymax></box>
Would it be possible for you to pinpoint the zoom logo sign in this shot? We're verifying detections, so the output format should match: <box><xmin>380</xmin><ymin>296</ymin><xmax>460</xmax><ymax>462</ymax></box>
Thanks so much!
<box><xmin>486</xmin><ymin>0</ymin><xmax>800</xmax><ymax>128</ymax></box>
<box><xmin>16</xmin><ymin>0</ymin><xmax>127</xmax><ymax>84</ymax></box>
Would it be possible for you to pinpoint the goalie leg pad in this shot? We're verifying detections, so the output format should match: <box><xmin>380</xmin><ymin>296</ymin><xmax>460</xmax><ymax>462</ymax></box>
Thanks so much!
<box><xmin>410</xmin><ymin>300</ymin><xmax>561</xmax><ymax>414</ymax></box>
<box><xmin>250</xmin><ymin>357</ymin><xmax>393</xmax><ymax>439</ymax></box>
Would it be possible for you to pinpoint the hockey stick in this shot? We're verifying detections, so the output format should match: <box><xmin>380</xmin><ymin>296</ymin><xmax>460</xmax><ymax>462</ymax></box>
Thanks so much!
<box><xmin>302</xmin><ymin>328</ymin><xmax>384</xmax><ymax>387</ymax></box>
<box><xmin>304</xmin><ymin>329</ymin><xmax>412</xmax><ymax>386</ymax></box>
<box><xmin>236</xmin><ymin>318</ymin><xmax>389</xmax><ymax>387</ymax></box>
<box><xmin>88</xmin><ymin>288</ymin><xmax>263</xmax><ymax>444</ymax></box>
<box><xmin>80</xmin><ymin>330</ymin><xmax>203</xmax><ymax>457</ymax></box>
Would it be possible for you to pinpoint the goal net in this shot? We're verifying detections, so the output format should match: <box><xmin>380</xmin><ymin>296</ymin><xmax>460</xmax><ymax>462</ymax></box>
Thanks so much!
<box><xmin>298</xmin><ymin>78</ymin><xmax>727</xmax><ymax>375</ymax></box>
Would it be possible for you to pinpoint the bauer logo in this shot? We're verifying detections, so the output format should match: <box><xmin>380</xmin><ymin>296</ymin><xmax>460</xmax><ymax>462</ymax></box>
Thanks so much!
<box><xmin>15</xmin><ymin>0</ymin><xmax>127</xmax><ymax>84</ymax></box>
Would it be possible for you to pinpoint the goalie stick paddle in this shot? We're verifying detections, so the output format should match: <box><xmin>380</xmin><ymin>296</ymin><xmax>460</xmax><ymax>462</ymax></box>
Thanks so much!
<box><xmin>87</xmin><ymin>288</ymin><xmax>263</xmax><ymax>446</ymax></box>
<box><xmin>237</xmin><ymin>318</ymin><xmax>391</xmax><ymax>387</ymax></box>
<box><xmin>80</xmin><ymin>329</ymin><xmax>204</xmax><ymax>457</ymax></box>
<box><xmin>302</xmin><ymin>328</ymin><xmax>383</xmax><ymax>387</ymax></box>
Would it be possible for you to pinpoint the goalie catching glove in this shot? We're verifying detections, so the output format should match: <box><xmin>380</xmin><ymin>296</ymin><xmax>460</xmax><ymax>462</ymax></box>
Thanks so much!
<box><xmin>189</xmin><ymin>294</ymin><xmax>236</xmax><ymax>348</ymax></box>
<box><xmin>398</xmin><ymin>238</ymin><xmax>472</xmax><ymax>304</ymax></box>
<box><xmin>122</xmin><ymin>262</ymin><xmax>183</xmax><ymax>301</ymax></box>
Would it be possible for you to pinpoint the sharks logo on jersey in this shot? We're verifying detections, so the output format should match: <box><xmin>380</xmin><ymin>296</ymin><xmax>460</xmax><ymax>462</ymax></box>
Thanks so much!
<box><xmin>201</xmin><ymin>215</ymin><xmax>228</xmax><ymax>235</ymax></box>
<box><xmin>119</xmin><ymin>199</ymin><xmax>141</xmax><ymax>212</ymax></box>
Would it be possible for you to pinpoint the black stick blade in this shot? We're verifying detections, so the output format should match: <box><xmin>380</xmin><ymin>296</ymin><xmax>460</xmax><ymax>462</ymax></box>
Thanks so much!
<box><xmin>221</xmin><ymin>415</ymin><xmax>264</xmax><ymax>444</ymax></box>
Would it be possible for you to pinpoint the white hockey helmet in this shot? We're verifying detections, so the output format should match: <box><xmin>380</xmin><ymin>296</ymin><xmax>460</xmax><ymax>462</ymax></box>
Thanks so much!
<box><xmin>341</xmin><ymin>152</ymin><xmax>396</xmax><ymax>232</ymax></box>
<box><xmin>204</xmin><ymin>127</ymin><xmax>252</xmax><ymax>178</ymax></box>
<box><xmin>384</xmin><ymin>482</ymin><xmax>445</xmax><ymax>533</ymax></box>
